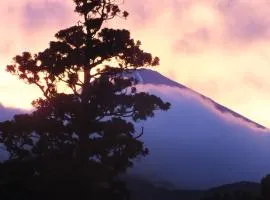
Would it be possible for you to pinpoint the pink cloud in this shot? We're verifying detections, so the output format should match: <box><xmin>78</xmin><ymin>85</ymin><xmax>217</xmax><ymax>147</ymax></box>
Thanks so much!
<box><xmin>22</xmin><ymin>0</ymin><xmax>71</xmax><ymax>32</ymax></box>
<box><xmin>217</xmin><ymin>0</ymin><xmax>270</xmax><ymax>42</ymax></box>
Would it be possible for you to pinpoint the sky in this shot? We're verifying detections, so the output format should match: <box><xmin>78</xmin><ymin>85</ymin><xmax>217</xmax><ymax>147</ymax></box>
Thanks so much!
<box><xmin>0</xmin><ymin>0</ymin><xmax>270</xmax><ymax>127</ymax></box>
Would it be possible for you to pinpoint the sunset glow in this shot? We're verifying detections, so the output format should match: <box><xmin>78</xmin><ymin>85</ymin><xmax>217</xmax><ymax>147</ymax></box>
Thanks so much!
<box><xmin>1</xmin><ymin>0</ymin><xmax>270</xmax><ymax>127</ymax></box>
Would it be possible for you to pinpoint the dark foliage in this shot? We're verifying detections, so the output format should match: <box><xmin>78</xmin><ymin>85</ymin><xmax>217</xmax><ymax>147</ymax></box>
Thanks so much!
<box><xmin>0</xmin><ymin>1</ymin><xmax>170</xmax><ymax>199</ymax></box>
<box><xmin>261</xmin><ymin>174</ymin><xmax>270</xmax><ymax>199</ymax></box>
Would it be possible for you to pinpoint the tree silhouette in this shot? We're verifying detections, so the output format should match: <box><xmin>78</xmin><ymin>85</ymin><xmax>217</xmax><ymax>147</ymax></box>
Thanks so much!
<box><xmin>261</xmin><ymin>174</ymin><xmax>270</xmax><ymax>199</ymax></box>
<box><xmin>0</xmin><ymin>1</ymin><xmax>170</xmax><ymax>199</ymax></box>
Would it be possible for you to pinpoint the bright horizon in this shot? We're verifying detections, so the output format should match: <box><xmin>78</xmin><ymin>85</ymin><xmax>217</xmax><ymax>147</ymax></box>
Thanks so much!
<box><xmin>0</xmin><ymin>0</ymin><xmax>270</xmax><ymax>128</ymax></box>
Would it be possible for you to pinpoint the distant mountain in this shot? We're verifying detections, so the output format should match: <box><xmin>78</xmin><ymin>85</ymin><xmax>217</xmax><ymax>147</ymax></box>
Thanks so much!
<box><xmin>0</xmin><ymin>104</ymin><xmax>25</xmax><ymax>122</ymax></box>
<box><xmin>0</xmin><ymin>104</ymin><xmax>27</xmax><ymax>160</ymax></box>
<box><xmin>206</xmin><ymin>181</ymin><xmax>260</xmax><ymax>196</ymax></box>
<box><xmin>127</xmin><ymin>69</ymin><xmax>270</xmax><ymax>189</ymax></box>
<box><xmin>125</xmin><ymin>175</ymin><xmax>260</xmax><ymax>200</ymax></box>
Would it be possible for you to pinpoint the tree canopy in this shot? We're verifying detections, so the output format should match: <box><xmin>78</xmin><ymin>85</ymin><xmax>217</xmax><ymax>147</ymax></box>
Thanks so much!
<box><xmin>0</xmin><ymin>0</ymin><xmax>170</xmax><ymax>199</ymax></box>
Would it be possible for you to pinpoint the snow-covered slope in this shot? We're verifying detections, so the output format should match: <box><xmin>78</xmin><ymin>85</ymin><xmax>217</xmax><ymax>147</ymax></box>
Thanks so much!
<box><xmin>134</xmin><ymin>69</ymin><xmax>265</xmax><ymax>130</ymax></box>
<box><xmin>128</xmin><ymin>69</ymin><xmax>270</xmax><ymax>189</ymax></box>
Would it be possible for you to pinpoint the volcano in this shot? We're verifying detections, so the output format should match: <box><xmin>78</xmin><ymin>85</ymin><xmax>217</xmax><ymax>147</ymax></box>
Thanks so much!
<box><xmin>126</xmin><ymin>69</ymin><xmax>270</xmax><ymax>189</ymax></box>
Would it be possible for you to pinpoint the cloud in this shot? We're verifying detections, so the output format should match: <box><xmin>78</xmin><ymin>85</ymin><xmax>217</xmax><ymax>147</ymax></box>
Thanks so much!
<box><xmin>128</xmin><ymin>84</ymin><xmax>270</xmax><ymax>189</ymax></box>
<box><xmin>0</xmin><ymin>0</ymin><xmax>76</xmax><ymax>57</ymax></box>
<box><xmin>22</xmin><ymin>0</ymin><xmax>71</xmax><ymax>32</ymax></box>
<box><xmin>217</xmin><ymin>0</ymin><xmax>270</xmax><ymax>43</ymax></box>
<box><xmin>173</xmin><ymin>28</ymin><xmax>211</xmax><ymax>53</ymax></box>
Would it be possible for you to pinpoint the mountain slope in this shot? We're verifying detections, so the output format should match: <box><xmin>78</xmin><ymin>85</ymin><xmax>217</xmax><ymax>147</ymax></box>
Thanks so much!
<box><xmin>127</xmin><ymin>69</ymin><xmax>270</xmax><ymax>189</ymax></box>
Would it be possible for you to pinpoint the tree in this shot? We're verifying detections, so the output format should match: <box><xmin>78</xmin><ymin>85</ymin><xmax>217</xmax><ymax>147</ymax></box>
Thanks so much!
<box><xmin>0</xmin><ymin>1</ymin><xmax>170</xmax><ymax>199</ymax></box>
<box><xmin>261</xmin><ymin>174</ymin><xmax>270</xmax><ymax>199</ymax></box>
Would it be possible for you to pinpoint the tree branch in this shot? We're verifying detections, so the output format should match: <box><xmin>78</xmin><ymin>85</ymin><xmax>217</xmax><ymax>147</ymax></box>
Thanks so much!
<box><xmin>134</xmin><ymin>127</ymin><xmax>144</xmax><ymax>139</ymax></box>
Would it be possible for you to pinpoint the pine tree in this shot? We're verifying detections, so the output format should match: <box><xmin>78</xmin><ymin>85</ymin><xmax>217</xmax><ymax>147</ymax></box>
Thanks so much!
<box><xmin>0</xmin><ymin>1</ymin><xmax>170</xmax><ymax>199</ymax></box>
